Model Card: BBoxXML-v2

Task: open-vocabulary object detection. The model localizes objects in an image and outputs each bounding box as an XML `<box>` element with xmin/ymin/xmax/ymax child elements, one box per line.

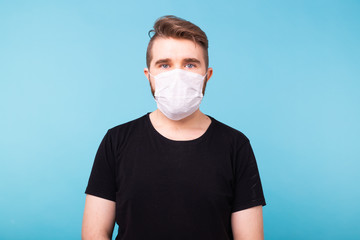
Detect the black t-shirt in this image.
<box><xmin>85</xmin><ymin>112</ymin><xmax>266</xmax><ymax>240</ymax></box>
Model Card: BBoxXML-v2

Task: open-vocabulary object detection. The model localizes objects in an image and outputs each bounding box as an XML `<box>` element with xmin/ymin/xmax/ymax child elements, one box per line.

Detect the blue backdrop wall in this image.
<box><xmin>1</xmin><ymin>0</ymin><xmax>359</xmax><ymax>239</ymax></box>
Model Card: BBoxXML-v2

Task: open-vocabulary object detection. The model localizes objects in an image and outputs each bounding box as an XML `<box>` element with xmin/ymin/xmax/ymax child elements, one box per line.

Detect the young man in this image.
<box><xmin>82</xmin><ymin>15</ymin><xmax>266</xmax><ymax>240</ymax></box>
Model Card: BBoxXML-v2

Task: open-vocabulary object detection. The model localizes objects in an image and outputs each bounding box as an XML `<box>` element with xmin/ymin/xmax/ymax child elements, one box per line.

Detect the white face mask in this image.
<box><xmin>149</xmin><ymin>69</ymin><xmax>207</xmax><ymax>121</ymax></box>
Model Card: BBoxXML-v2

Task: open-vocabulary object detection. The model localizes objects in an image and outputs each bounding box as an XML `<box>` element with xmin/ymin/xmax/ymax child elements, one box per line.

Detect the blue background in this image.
<box><xmin>1</xmin><ymin>0</ymin><xmax>359</xmax><ymax>239</ymax></box>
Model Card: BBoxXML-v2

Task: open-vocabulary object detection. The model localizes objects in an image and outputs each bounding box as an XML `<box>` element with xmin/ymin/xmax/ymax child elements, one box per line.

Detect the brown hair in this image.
<box><xmin>146</xmin><ymin>15</ymin><xmax>209</xmax><ymax>69</ymax></box>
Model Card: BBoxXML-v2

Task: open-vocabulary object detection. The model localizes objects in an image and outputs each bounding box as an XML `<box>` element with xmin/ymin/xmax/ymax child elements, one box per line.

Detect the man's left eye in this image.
<box><xmin>185</xmin><ymin>63</ymin><xmax>195</xmax><ymax>68</ymax></box>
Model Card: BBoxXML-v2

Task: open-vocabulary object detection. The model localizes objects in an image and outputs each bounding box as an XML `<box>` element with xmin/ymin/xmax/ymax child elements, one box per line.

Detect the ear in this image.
<box><xmin>205</xmin><ymin>67</ymin><xmax>213</xmax><ymax>82</ymax></box>
<box><xmin>144</xmin><ymin>68</ymin><xmax>150</xmax><ymax>82</ymax></box>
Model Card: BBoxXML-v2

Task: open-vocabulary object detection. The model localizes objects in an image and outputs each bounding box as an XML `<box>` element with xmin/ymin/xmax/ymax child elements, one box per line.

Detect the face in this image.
<box><xmin>144</xmin><ymin>37</ymin><xmax>213</xmax><ymax>97</ymax></box>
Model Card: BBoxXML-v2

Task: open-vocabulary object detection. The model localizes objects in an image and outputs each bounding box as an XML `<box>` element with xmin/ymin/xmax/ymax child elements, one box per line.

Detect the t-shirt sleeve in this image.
<box><xmin>231</xmin><ymin>139</ymin><xmax>266</xmax><ymax>212</ymax></box>
<box><xmin>85</xmin><ymin>130</ymin><xmax>116</xmax><ymax>202</ymax></box>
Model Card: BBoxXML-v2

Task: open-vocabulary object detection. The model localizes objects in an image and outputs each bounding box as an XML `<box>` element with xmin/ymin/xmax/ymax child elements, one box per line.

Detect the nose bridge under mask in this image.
<box><xmin>173</xmin><ymin>71</ymin><xmax>195</xmax><ymax>95</ymax></box>
<box><xmin>150</xmin><ymin>69</ymin><xmax>207</xmax><ymax>80</ymax></box>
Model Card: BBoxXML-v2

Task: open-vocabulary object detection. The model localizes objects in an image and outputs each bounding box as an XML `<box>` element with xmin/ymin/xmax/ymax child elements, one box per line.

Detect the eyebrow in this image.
<box><xmin>154</xmin><ymin>58</ymin><xmax>172</xmax><ymax>65</ymax></box>
<box><xmin>154</xmin><ymin>57</ymin><xmax>202</xmax><ymax>66</ymax></box>
<box><xmin>183</xmin><ymin>58</ymin><xmax>201</xmax><ymax>64</ymax></box>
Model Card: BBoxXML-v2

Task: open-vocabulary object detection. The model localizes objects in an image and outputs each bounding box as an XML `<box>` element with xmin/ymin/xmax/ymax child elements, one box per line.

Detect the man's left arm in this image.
<box><xmin>231</xmin><ymin>205</ymin><xmax>264</xmax><ymax>240</ymax></box>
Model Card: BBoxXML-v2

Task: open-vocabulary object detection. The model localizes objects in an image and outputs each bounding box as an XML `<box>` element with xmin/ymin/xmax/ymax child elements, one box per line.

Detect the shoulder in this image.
<box><xmin>109</xmin><ymin>113</ymin><xmax>147</xmax><ymax>133</ymax></box>
<box><xmin>209</xmin><ymin>116</ymin><xmax>250</xmax><ymax>148</ymax></box>
<box><xmin>105</xmin><ymin>113</ymin><xmax>149</xmax><ymax>146</ymax></box>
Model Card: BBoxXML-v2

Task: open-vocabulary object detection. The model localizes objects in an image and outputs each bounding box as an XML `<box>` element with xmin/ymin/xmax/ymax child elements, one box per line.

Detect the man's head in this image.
<box><xmin>144</xmin><ymin>15</ymin><xmax>213</xmax><ymax>97</ymax></box>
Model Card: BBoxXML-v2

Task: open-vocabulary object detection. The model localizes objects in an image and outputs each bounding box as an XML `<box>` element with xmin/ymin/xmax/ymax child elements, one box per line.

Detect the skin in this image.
<box><xmin>82</xmin><ymin>37</ymin><xmax>264</xmax><ymax>240</ymax></box>
<box><xmin>231</xmin><ymin>206</ymin><xmax>264</xmax><ymax>240</ymax></box>
<box><xmin>82</xmin><ymin>195</ymin><xmax>115</xmax><ymax>240</ymax></box>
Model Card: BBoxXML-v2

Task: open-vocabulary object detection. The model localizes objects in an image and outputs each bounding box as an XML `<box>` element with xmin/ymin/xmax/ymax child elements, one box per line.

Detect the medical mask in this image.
<box><xmin>149</xmin><ymin>69</ymin><xmax>207</xmax><ymax>121</ymax></box>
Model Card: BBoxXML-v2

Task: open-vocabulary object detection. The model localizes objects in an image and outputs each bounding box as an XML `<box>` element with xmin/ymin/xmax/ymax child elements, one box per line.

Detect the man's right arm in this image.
<box><xmin>82</xmin><ymin>194</ymin><xmax>116</xmax><ymax>240</ymax></box>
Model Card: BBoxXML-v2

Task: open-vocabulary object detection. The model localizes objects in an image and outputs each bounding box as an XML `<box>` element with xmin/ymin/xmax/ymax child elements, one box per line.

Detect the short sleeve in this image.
<box><xmin>231</xmin><ymin>140</ymin><xmax>266</xmax><ymax>212</ymax></box>
<box><xmin>85</xmin><ymin>130</ymin><xmax>116</xmax><ymax>202</ymax></box>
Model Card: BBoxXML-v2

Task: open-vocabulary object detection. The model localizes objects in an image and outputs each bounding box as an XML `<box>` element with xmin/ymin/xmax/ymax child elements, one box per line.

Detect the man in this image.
<box><xmin>82</xmin><ymin>15</ymin><xmax>266</xmax><ymax>240</ymax></box>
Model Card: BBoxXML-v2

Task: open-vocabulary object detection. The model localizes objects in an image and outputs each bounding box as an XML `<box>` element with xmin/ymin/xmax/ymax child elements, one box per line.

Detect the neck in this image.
<box><xmin>150</xmin><ymin>109</ymin><xmax>207</xmax><ymax>129</ymax></box>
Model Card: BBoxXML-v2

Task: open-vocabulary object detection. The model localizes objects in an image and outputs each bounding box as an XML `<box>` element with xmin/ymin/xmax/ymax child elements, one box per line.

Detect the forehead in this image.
<box><xmin>150</xmin><ymin>37</ymin><xmax>205</xmax><ymax>64</ymax></box>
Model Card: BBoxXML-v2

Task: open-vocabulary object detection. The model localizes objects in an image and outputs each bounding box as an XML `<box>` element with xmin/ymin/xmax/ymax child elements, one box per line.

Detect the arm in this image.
<box><xmin>231</xmin><ymin>205</ymin><xmax>264</xmax><ymax>240</ymax></box>
<box><xmin>82</xmin><ymin>194</ymin><xmax>116</xmax><ymax>240</ymax></box>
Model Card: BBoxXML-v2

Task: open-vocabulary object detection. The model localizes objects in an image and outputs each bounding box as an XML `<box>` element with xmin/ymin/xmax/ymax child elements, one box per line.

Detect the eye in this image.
<box><xmin>160</xmin><ymin>64</ymin><xmax>170</xmax><ymax>69</ymax></box>
<box><xmin>185</xmin><ymin>63</ymin><xmax>196</xmax><ymax>68</ymax></box>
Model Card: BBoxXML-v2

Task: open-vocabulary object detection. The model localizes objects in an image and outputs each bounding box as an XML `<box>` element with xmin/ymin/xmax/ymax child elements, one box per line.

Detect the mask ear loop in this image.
<box><xmin>201</xmin><ymin>71</ymin><xmax>209</xmax><ymax>97</ymax></box>
<box><xmin>147</xmin><ymin>73</ymin><xmax>157</xmax><ymax>99</ymax></box>
<box><xmin>203</xmin><ymin>71</ymin><xmax>209</xmax><ymax>82</ymax></box>
<box><xmin>148</xmin><ymin>73</ymin><xmax>157</xmax><ymax>84</ymax></box>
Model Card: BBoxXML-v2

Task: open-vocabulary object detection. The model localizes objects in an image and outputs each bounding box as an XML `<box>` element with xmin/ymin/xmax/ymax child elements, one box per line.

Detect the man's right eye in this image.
<box><xmin>160</xmin><ymin>64</ymin><xmax>170</xmax><ymax>69</ymax></box>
